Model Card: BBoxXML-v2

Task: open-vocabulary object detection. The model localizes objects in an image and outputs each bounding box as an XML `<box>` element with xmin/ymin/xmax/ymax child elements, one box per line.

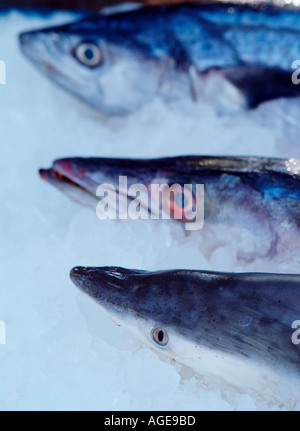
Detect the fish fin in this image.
<box><xmin>223</xmin><ymin>67</ymin><xmax>300</xmax><ymax>108</ymax></box>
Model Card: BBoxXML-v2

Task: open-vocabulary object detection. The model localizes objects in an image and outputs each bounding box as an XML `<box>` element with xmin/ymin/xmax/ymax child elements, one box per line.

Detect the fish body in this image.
<box><xmin>70</xmin><ymin>266</ymin><xmax>300</xmax><ymax>403</ymax></box>
<box><xmin>20</xmin><ymin>4</ymin><xmax>300</xmax><ymax>115</ymax></box>
<box><xmin>40</xmin><ymin>156</ymin><xmax>300</xmax><ymax>264</ymax></box>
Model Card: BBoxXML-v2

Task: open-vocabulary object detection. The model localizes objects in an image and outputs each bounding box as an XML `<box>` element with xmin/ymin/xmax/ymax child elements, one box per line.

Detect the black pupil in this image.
<box><xmin>85</xmin><ymin>48</ymin><xmax>95</xmax><ymax>60</ymax></box>
<box><xmin>158</xmin><ymin>330</ymin><xmax>164</xmax><ymax>343</ymax></box>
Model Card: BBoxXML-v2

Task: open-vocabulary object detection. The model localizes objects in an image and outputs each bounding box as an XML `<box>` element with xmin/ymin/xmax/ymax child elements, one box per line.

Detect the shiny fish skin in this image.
<box><xmin>19</xmin><ymin>4</ymin><xmax>300</xmax><ymax>115</ymax></box>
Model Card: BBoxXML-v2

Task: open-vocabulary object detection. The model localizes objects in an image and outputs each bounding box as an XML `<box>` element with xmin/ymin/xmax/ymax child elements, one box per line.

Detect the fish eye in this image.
<box><xmin>151</xmin><ymin>327</ymin><xmax>168</xmax><ymax>348</ymax></box>
<box><xmin>75</xmin><ymin>42</ymin><xmax>102</xmax><ymax>67</ymax></box>
<box><xmin>174</xmin><ymin>190</ymin><xmax>193</xmax><ymax>212</ymax></box>
<box><xmin>164</xmin><ymin>187</ymin><xmax>195</xmax><ymax>219</ymax></box>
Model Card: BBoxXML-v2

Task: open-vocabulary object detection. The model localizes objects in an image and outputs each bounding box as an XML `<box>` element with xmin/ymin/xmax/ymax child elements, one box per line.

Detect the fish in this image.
<box><xmin>70</xmin><ymin>265</ymin><xmax>300</xmax><ymax>405</ymax></box>
<box><xmin>19</xmin><ymin>3</ymin><xmax>300</xmax><ymax>115</ymax></box>
<box><xmin>39</xmin><ymin>155</ymin><xmax>300</xmax><ymax>264</ymax></box>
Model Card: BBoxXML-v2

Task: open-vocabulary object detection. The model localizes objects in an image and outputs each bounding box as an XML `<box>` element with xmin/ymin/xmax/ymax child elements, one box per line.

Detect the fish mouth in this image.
<box><xmin>19</xmin><ymin>32</ymin><xmax>36</xmax><ymax>57</ymax></box>
<box><xmin>39</xmin><ymin>158</ymin><xmax>119</xmax><ymax>207</ymax></box>
<box><xmin>39</xmin><ymin>165</ymin><xmax>98</xmax><ymax>207</ymax></box>
<box><xmin>39</xmin><ymin>158</ymin><xmax>165</xmax><ymax>214</ymax></box>
<box><xmin>20</xmin><ymin>31</ymin><xmax>55</xmax><ymax>76</ymax></box>
<box><xmin>39</xmin><ymin>167</ymin><xmax>80</xmax><ymax>189</ymax></box>
<box><xmin>19</xmin><ymin>30</ymin><xmax>80</xmax><ymax>84</ymax></box>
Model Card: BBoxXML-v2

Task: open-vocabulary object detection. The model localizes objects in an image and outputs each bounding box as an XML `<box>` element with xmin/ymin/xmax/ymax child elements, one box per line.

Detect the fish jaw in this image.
<box><xmin>39</xmin><ymin>157</ymin><xmax>189</xmax><ymax>221</ymax></box>
<box><xmin>39</xmin><ymin>167</ymin><xmax>99</xmax><ymax>208</ymax></box>
<box><xmin>39</xmin><ymin>158</ymin><xmax>137</xmax><ymax>202</ymax></box>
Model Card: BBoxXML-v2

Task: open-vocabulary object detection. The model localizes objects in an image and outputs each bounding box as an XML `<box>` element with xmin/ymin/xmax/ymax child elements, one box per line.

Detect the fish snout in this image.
<box><xmin>70</xmin><ymin>266</ymin><xmax>87</xmax><ymax>288</ymax></box>
<box><xmin>70</xmin><ymin>266</ymin><xmax>122</xmax><ymax>289</ymax></box>
<box><xmin>70</xmin><ymin>266</ymin><xmax>146</xmax><ymax>297</ymax></box>
<box><xmin>39</xmin><ymin>168</ymin><xmax>52</xmax><ymax>181</ymax></box>
<box><xmin>19</xmin><ymin>32</ymin><xmax>31</xmax><ymax>47</ymax></box>
<box><xmin>19</xmin><ymin>31</ymin><xmax>37</xmax><ymax>56</ymax></box>
<box><xmin>39</xmin><ymin>168</ymin><xmax>65</xmax><ymax>186</ymax></box>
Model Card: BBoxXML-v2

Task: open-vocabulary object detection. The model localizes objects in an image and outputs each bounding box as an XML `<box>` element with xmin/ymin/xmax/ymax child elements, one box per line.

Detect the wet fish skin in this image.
<box><xmin>40</xmin><ymin>156</ymin><xmax>300</xmax><ymax>263</ymax></box>
<box><xmin>70</xmin><ymin>266</ymin><xmax>300</xmax><ymax>394</ymax></box>
<box><xmin>19</xmin><ymin>4</ymin><xmax>300</xmax><ymax>115</ymax></box>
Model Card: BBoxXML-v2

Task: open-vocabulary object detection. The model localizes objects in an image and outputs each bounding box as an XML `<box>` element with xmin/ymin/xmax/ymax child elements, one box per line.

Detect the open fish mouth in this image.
<box><xmin>39</xmin><ymin>166</ymin><xmax>88</xmax><ymax>194</ymax></box>
<box><xmin>38</xmin><ymin>156</ymin><xmax>206</xmax><ymax>226</ymax></box>
<box><xmin>40</xmin><ymin>167</ymin><xmax>79</xmax><ymax>188</ymax></box>
<box><xmin>39</xmin><ymin>163</ymin><xmax>99</xmax><ymax>207</ymax></box>
<box><xmin>39</xmin><ymin>159</ymin><xmax>150</xmax><ymax>212</ymax></box>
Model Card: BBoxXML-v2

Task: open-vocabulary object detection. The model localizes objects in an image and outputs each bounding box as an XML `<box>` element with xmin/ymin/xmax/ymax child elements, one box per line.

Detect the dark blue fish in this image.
<box><xmin>70</xmin><ymin>265</ymin><xmax>300</xmax><ymax>402</ymax></box>
<box><xmin>19</xmin><ymin>4</ymin><xmax>300</xmax><ymax>115</ymax></box>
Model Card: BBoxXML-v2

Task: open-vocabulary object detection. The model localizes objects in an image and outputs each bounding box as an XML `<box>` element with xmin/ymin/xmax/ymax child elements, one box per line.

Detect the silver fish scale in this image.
<box><xmin>224</xmin><ymin>27</ymin><xmax>300</xmax><ymax>70</ymax></box>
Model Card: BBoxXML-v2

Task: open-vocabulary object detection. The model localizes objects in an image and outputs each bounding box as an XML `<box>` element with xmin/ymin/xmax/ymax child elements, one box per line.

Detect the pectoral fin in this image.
<box><xmin>223</xmin><ymin>67</ymin><xmax>299</xmax><ymax>108</ymax></box>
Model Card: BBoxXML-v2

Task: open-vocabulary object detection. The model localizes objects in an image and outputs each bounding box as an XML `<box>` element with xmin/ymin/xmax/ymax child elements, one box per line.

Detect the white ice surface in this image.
<box><xmin>0</xmin><ymin>10</ymin><xmax>299</xmax><ymax>411</ymax></box>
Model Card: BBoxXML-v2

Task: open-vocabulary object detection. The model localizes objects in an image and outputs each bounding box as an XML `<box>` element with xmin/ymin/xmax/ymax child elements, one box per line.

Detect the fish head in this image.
<box><xmin>19</xmin><ymin>12</ymin><xmax>171</xmax><ymax>115</ymax></box>
<box><xmin>40</xmin><ymin>157</ymin><xmax>203</xmax><ymax>225</ymax></box>
<box><xmin>70</xmin><ymin>266</ymin><xmax>199</xmax><ymax>362</ymax></box>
